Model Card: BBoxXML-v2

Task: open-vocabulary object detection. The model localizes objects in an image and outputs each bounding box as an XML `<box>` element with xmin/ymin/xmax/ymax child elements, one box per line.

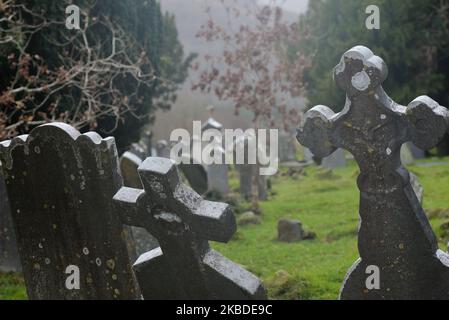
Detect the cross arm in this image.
<box><xmin>138</xmin><ymin>157</ymin><xmax>236</xmax><ymax>243</ymax></box>
<box><xmin>113</xmin><ymin>187</ymin><xmax>149</xmax><ymax>228</ymax></box>
<box><xmin>405</xmin><ymin>96</ymin><xmax>449</xmax><ymax>150</ymax></box>
<box><xmin>297</xmin><ymin>105</ymin><xmax>338</xmax><ymax>158</ymax></box>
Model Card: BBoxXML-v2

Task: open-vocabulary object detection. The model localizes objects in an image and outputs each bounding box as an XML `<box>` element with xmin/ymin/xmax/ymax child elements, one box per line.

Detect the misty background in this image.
<box><xmin>153</xmin><ymin>0</ymin><xmax>309</xmax><ymax>141</ymax></box>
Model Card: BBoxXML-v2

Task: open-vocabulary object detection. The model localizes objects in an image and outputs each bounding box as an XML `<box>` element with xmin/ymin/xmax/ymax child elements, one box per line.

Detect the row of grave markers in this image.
<box><xmin>0</xmin><ymin>45</ymin><xmax>447</xmax><ymax>300</ymax></box>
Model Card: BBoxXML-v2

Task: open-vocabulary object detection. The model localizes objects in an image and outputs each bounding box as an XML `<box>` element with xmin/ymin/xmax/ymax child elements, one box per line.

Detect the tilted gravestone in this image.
<box><xmin>0</xmin><ymin>162</ymin><xmax>21</xmax><ymax>273</ymax></box>
<box><xmin>0</xmin><ymin>123</ymin><xmax>140</xmax><ymax>299</ymax></box>
<box><xmin>113</xmin><ymin>157</ymin><xmax>267</xmax><ymax>300</ymax></box>
<box><xmin>178</xmin><ymin>159</ymin><xmax>209</xmax><ymax>195</ymax></box>
<box><xmin>297</xmin><ymin>46</ymin><xmax>449</xmax><ymax>300</ymax></box>
<box><xmin>161</xmin><ymin>137</ymin><xmax>209</xmax><ymax>194</ymax></box>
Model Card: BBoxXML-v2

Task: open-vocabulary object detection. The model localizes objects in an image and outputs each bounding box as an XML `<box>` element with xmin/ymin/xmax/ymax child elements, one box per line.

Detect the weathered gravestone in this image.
<box><xmin>178</xmin><ymin>160</ymin><xmax>209</xmax><ymax>195</ymax></box>
<box><xmin>201</xmin><ymin>113</ymin><xmax>229</xmax><ymax>196</ymax></box>
<box><xmin>167</xmin><ymin>138</ymin><xmax>209</xmax><ymax>195</ymax></box>
<box><xmin>0</xmin><ymin>162</ymin><xmax>21</xmax><ymax>273</ymax></box>
<box><xmin>0</xmin><ymin>123</ymin><xmax>140</xmax><ymax>299</ymax></box>
<box><xmin>277</xmin><ymin>219</ymin><xmax>315</xmax><ymax>243</ymax></box>
<box><xmin>234</xmin><ymin>134</ymin><xmax>268</xmax><ymax>201</ymax></box>
<box><xmin>113</xmin><ymin>157</ymin><xmax>267</xmax><ymax>300</ymax></box>
<box><xmin>237</xmin><ymin>164</ymin><xmax>268</xmax><ymax>201</ymax></box>
<box><xmin>205</xmin><ymin>147</ymin><xmax>229</xmax><ymax>196</ymax></box>
<box><xmin>297</xmin><ymin>46</ymin><xmax>449</xmax><ymax>300</ymax></box>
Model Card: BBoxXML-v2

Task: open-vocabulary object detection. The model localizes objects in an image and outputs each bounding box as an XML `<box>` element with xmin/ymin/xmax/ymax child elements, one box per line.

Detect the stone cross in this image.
<box><xmin>0</xmin><ymin>123</ymin><xmax>140</xmax><ymax>299</ymax></box>
<box><xmin>0</xmin><ymin>162</ymin><xmax>21</xmax><ymax>273</ymax></box>
<box><xmin>297</xmin><ymin>46</ymin><xmax>449</xmax><ymax>300</ymax></box>
<box><xmin>113</xmin><ymin>157</ymin><xmax>267</xmax><ymax>300</ymax></box>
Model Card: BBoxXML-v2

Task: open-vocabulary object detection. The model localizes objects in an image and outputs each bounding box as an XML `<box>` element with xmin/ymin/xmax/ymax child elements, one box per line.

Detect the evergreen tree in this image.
<box><xmin>297</xmin><ymin>0</ymin><xmax>449</xmax><ymax>110</ymax></box>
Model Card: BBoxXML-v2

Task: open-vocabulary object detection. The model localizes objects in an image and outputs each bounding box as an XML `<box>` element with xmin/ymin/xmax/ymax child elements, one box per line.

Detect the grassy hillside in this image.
<box><xmin>2</xmin><ymin>157</ymin><xmax>449</xmax><ymax>300</ymax></box>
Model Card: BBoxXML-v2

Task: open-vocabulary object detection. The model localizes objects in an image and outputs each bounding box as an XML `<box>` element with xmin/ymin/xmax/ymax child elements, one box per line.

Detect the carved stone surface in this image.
<box><xmin>113</xmin><ymin>157</ymin><xmax>267</xmax><ymax>300</ymax></box>
<box><xmin>0</xmin><ymin>123</ymin><xmax>140</xmax><ymax>300</ymax></box>
<box><xmin>297</xmin><ymin>46</ymin><xmax>449</xmax><ymax>300</ymax></box>
<box><xmin>0</xmin><ymin>162</ymin><xmax>21</xmax><ymax>272</ymax></box>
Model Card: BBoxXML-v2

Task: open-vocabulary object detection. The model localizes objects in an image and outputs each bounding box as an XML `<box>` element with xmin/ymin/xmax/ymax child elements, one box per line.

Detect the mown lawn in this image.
<box><xmin>2</xmin><ymin>157</ymin><xmax>449</xmax><ymax>300</ymax></box>
<box><xmin>213</xmin><ymin>157</ymin><xmax>449</xmax><ymax>300</ymax></box>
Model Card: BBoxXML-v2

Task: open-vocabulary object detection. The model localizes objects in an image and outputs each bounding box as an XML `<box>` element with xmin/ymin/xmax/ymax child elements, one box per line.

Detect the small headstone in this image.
<box><xmin>277</xmin><ymin>219</ymin><xmax>315</xmax><ymax>242</ymax></box>
<box><xmin>321</xmin><ymin>149</ymin><xmax>346</xmax><ymax>169</ymax></box>
<box><xmin>298</xmin><ymin>45</ymin><xmax>449</xmax><ymax>300</ymax></box>
<box><xmin>0</xmin><ymin>162</ymin><xmax>21</xmax><ymax>273</ymax></box>
<box><xmin>0</xmin><ymin>123</ymin><xmax>140</xmax><ymax>299</ymax></box>
<box><xmin>237</xmin><ymin>212</ymin><xmax>261</xmax><ymax>226</ymax></box>
<box><xmin>120</xmin><ymin>152</ymin><xmax>143</xmax><ymax>189</ymax></box>
<box><xmin>113</xmin><ymin>157</ymin><xmax>267</xmax><ymax>300</ymax></box>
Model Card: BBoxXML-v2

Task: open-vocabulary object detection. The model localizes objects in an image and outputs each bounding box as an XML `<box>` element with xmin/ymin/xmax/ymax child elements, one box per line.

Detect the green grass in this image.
<box><xmin>213</xmin><ymin>158</ymin><xmax>449</xmax><ymax>300</ymax></box>
<box><xmin>0</xmin><ymin>272</ymin><xmax>26</xmax><ymax>300</ymax></box>
<box><xmin>2</xmin><ymin>157</ymin><xmax>449</xmax><ymax>300</ymax></box>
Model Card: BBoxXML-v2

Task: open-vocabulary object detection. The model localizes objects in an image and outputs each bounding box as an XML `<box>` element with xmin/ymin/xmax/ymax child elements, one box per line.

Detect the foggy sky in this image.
<box><xmin>258</xmin><ymin>0</ymin><xmax>309</xmax><ymax>13</ymax></box>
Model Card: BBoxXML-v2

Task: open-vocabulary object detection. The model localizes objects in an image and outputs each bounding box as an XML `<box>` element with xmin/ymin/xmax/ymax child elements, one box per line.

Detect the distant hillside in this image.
<box><xmin>152</xmin><ymin>0</ymin><xmax>305</xmax><ymax>141</ymax></box>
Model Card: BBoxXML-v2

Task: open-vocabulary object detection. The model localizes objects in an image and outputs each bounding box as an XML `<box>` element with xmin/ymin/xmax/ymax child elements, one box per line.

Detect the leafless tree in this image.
<box><xmin>193</xmin><ymin>0</ymin><xmax>308</xmax><ymax>212</ymax></box>
<box><xmin>0</xmin><ymin>0</ymin><xmax>158</xmax><ymax>140</ymax></box>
